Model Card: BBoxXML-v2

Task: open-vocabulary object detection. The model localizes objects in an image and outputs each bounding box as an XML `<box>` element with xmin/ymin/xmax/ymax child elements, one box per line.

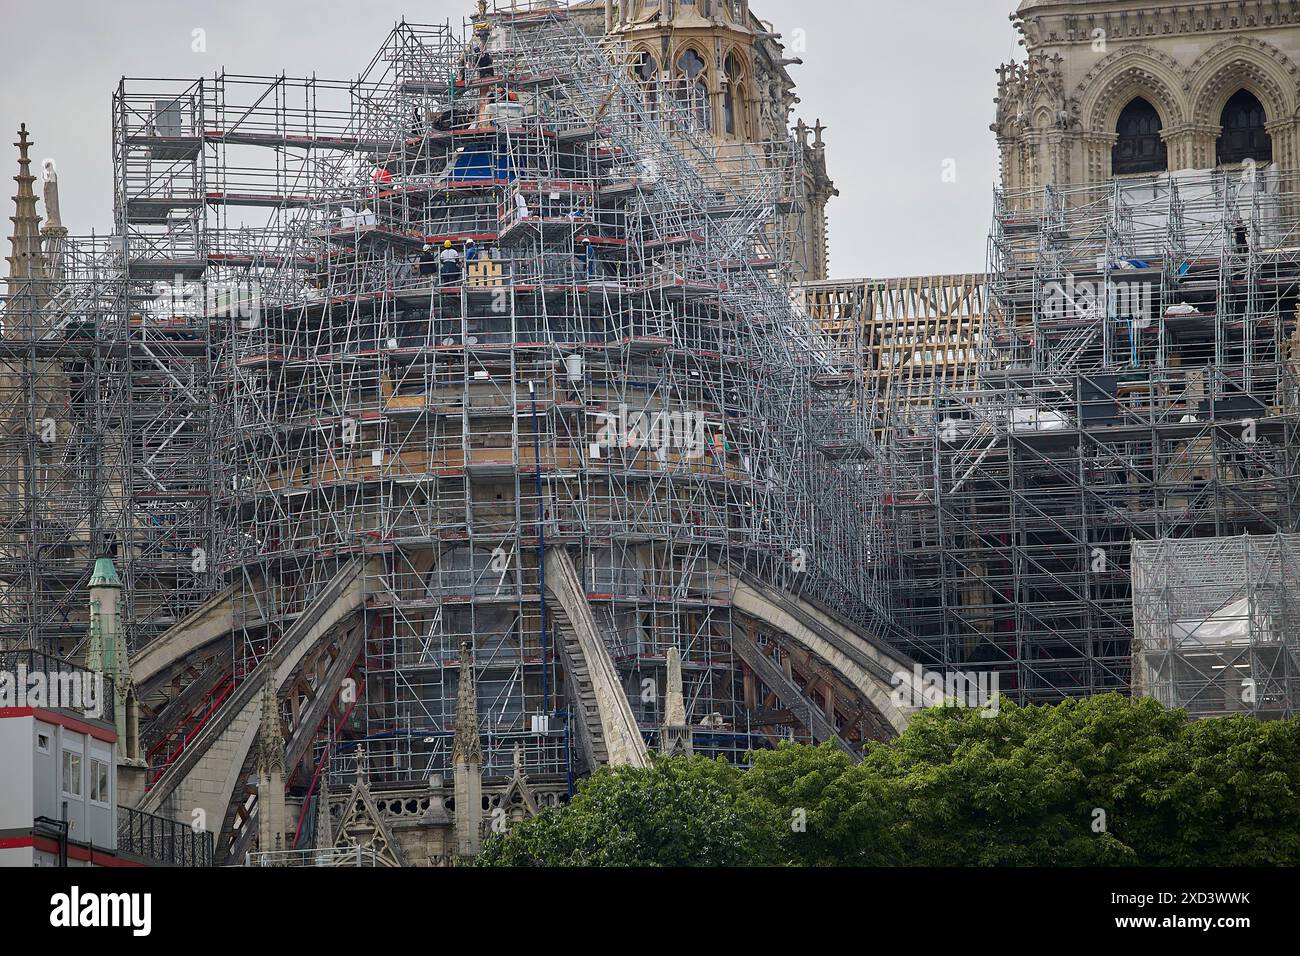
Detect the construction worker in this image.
<box><xmin>418</xmin><ymin>244</ymin><xmax>439</xmax><ymax>278</ymax></box>
<box><xmin>477</xmin><ymin>46</ymin><xmax>495</xmax><ymax>81</ymax></box>
<box><xmin>1231</xmin><ymin>220</ymin><xmax>1250</xmax><ymax>321</ymax></box>
<box><xmin>464</xmin><ymin>238</ymin><xmax>481</xmax><ymax>266</ymax></box>
<box><xmin>439</xmin><ymin>240</ymin><xmax>462</xmax><ymax>285</ymax></box>
<box><xmin>577</xmin><ymin>238</ymin><xmax>596</xmax><ymax>281</ymax></box>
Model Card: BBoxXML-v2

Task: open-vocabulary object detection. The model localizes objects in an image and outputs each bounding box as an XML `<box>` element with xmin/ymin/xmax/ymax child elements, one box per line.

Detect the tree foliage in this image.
<box><xmin>476</xmin><ymin>753</ymin><xmax>783</xmax><ymax>867</ymax></box>
<box><xmin>478</xmin><ymin>695</ymin><xmax>1300</xmax><ymax>867</ymax></box>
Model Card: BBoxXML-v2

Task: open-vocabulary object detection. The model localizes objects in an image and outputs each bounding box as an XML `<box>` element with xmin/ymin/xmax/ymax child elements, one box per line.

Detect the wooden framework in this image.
<box><xmin>802</xmin><ymin>274</ymin><xmax>986</xmax><ymax>417</ymax></box>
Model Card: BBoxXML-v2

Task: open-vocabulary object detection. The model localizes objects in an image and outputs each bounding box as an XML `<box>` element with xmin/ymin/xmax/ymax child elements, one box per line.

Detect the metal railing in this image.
<box><xmin>117</xmin><ymin>806</ymin><xmax>213</xmax><ymax>867</ymax></box>
<box><xmin>246</xmin><ymin>846</ymin><xmax>386</xmax><ymax>867</ymax></box>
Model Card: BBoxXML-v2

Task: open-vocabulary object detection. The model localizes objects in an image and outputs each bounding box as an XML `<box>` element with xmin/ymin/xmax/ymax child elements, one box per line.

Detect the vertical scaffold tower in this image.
<box><xmin>885</xmin><ymin>169</ymin><xmax>1300</xmax><ymax>703</ymax></box>
<box><xmin>1132</xmin><ymin>533</ymin><xmax>1300</xmax><ymax>720</ymax></box>
<box><xmin>111</xmin><ymin>79</ymin><xmax>221</xmax><ymax>648</ymax></box>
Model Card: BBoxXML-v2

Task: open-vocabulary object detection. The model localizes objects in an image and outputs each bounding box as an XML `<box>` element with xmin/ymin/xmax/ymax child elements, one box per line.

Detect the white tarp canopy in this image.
<box><xmin>1171</xmin><ymin>597</ymin><xmax>1264</xmax><ymax>647</ymax></box>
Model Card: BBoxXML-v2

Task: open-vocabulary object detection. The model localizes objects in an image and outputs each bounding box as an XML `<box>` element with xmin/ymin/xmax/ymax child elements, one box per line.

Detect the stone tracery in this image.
<box><xmin>998</xmin><ymin>2</ymin><xmax>1300</xmax><ymax>191</ymax></box>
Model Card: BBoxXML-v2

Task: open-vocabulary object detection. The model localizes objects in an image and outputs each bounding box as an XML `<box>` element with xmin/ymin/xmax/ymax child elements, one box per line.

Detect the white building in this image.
<box><xmin>0</xmin><ymin>652</ymin><xmax>120</xmax><ymax>866</ymax></box>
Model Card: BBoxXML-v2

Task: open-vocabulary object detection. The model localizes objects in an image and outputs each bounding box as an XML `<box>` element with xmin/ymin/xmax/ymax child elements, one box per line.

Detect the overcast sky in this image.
<box><xmin>0</xmin><ymin>0</ymin><xmax>1020</xmax><ymax>280</ymax></box>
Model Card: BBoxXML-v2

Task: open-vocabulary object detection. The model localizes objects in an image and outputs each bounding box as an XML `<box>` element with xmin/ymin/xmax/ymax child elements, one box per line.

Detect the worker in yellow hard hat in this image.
<box><xmin>439</xmin><ymin>239</ymin><xmax>462</xmax><ymax>286</ymax></box>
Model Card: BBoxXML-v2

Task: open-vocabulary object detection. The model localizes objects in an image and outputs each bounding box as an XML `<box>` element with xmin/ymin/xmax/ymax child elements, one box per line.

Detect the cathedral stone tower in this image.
<box><xmin>994</xmin><ymin>0</ymin><xmax>1300</xmax><ymax>194</ymax></box>
<box><xmin>571</xmin><ymin>0</ymin><xmax>837</xmax><ymax>280</ymax></box>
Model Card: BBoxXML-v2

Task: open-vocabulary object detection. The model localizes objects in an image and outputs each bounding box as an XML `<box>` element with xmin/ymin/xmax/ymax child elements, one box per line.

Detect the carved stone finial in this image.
<box><xmin>355</xmin><ymin>743</ymin><xmax>369</xmax><ymax>782</ymax></box>
<box><xmin>259</xmin><ymin>670</ymin><xmax>286</xmax><ymax>776</ymax></box>
<box><xmin>452</xmin><ymin>641</ymin><xmax>483</xmax><ymax>859</ymax></box>
<box><xmin>314</xmin><ymin>769</ymin><xmax>333</xmax><ymax>850</ymax></box>
<box><xmin>452</xmin><ymin>641</ymin><xmax>482</xmax><ymax>767</ymax></box>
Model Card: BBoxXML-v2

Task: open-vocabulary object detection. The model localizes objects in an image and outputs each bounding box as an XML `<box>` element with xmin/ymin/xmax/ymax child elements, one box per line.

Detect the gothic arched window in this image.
<box><xmin>1217</xmin><ymin>89</ymin><xmax>1272</xmax><ymax>166</ymax></box>
<box><xmin>635</xmin><ymin>50</ymin><xmax>657</xmax><ymax>86</ymax></box>
<box><xmin>723</xmin><ymin>54</ymin><xmax>745</xmax><ymax>136</ymax></box>
<box><xmin>1112</xmin><ymin>97</ymin><xmax>1167</xmax><ymax>175</ymax></box>
<box><xmin>634</xmin><ymin>50</ymin><xmax>659</xmax><ymax>115</ymax></box>
<box><xmin>675</xmin><ymin>48</ymin><xmax>711</xmax><ymax>132</ymax></box>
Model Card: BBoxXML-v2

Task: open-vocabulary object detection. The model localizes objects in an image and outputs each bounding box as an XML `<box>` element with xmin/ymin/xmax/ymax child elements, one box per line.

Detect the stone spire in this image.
<box><xmin>664</xmin><ymin>645</ymin><xmax>686</xmax><ymax>725</ymax></box>
<box><xmin>257</xmin><ymin>669</ymin><xmax>288</xmax><ymax>857</ymax></box>
<box><xmin>452</xmin><ymin>641</ymin><xmax>483</xmax><ymax>859</ymax></box>
<box><xmin>314</xmin><ymin>769</ymin><xmax>333</xmax><ymax>851</ymax></box>
<box><xmin>660</xmin><ymin>645</ymin><xmax>693</xmax><ymax>757</ymax></box>
<box><xmin>6</xmin><ymin>125</ymin><xmax>47</xmax><ymax>296</ymax></box>
<box><xmin>259</xmin><ymin>670</ymin><xmax>287</xmax><ymax>775</ymax></box>
<box><xmin>452</xmin><ymin>641</ymin><xmax>483</xmax><ymax>766</ymax></box>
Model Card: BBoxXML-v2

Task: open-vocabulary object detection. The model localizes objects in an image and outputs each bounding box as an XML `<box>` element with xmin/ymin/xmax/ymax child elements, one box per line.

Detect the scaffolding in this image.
<box><xmin>0</xmin><ymin>229</ymin><xmax>124</xmax><ymax>655</ymax></box>
<box><xmin>1132</xmin><ymin>534</ymin><xmax>1300</xmax><ymax>719</ymax></box>
<box><xmin>885</xmin><ymin>168</ymin><xmax>1300</xmax><ymax>702</ymax></box>
<box><xmin>1</xmin><ymin>111</ymin><xmax>217</xmax><ymax>657</ymax></box>
<box><xmin>89</xmin><ymin>1</ymin><xmax>901</xmax><ymax>790</ymax></box>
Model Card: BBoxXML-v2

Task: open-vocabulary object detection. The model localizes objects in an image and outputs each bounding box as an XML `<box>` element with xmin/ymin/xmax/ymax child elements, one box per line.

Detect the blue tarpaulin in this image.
<box><xmin>449</xmin><ymin>148</ymin><xmax>514</xmax><ymax>182</ymax></box>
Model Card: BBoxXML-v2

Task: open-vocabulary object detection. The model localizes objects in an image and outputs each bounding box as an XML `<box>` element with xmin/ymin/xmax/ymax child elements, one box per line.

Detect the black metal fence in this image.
<box><xmin>117</xmin><ymin>806</ymin><xmax>213</xmax><ymax>867</ymax></box>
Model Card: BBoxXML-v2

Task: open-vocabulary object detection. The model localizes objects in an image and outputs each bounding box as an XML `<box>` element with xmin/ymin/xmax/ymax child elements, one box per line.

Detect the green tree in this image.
<box><xmin>479</xmin><ymin>696</ymin><xmax>1300</xmax><ymax>867</ymax></box>
<box><xmin>477</xmin><ymin>753</ymin><xmax>784</xmax><ymax>867</ymax></box>
<box><xmin>749</xmin><ymin>695</ymin><xmax>1300</xmax><ymax>866</ymax></box>
<box><xmin>1115</xmin><ymin>710</ymin><xmax>1300</xmax><ymax>865</ymax></box>
<box><xmin>741</xmin><ymin>742</ymin><xmax>898</xmax><ymax>866</ymax></box>
<box><xmin>857</xmin><ymin>695</ymin><xmax>1148</xmax><ymax>865</ymax></box>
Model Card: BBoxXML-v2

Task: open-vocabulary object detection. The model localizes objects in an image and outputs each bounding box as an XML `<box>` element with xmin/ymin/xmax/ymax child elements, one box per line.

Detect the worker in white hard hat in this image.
<box><xmin>418</xmin><ymin>243</ymin><xmax>438</xmax><ymax>278</ymax></box>
<box><xmin>577</xmin><ymin>237</ymin><xmax>596</xmax><ymax>281</ymax></box>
